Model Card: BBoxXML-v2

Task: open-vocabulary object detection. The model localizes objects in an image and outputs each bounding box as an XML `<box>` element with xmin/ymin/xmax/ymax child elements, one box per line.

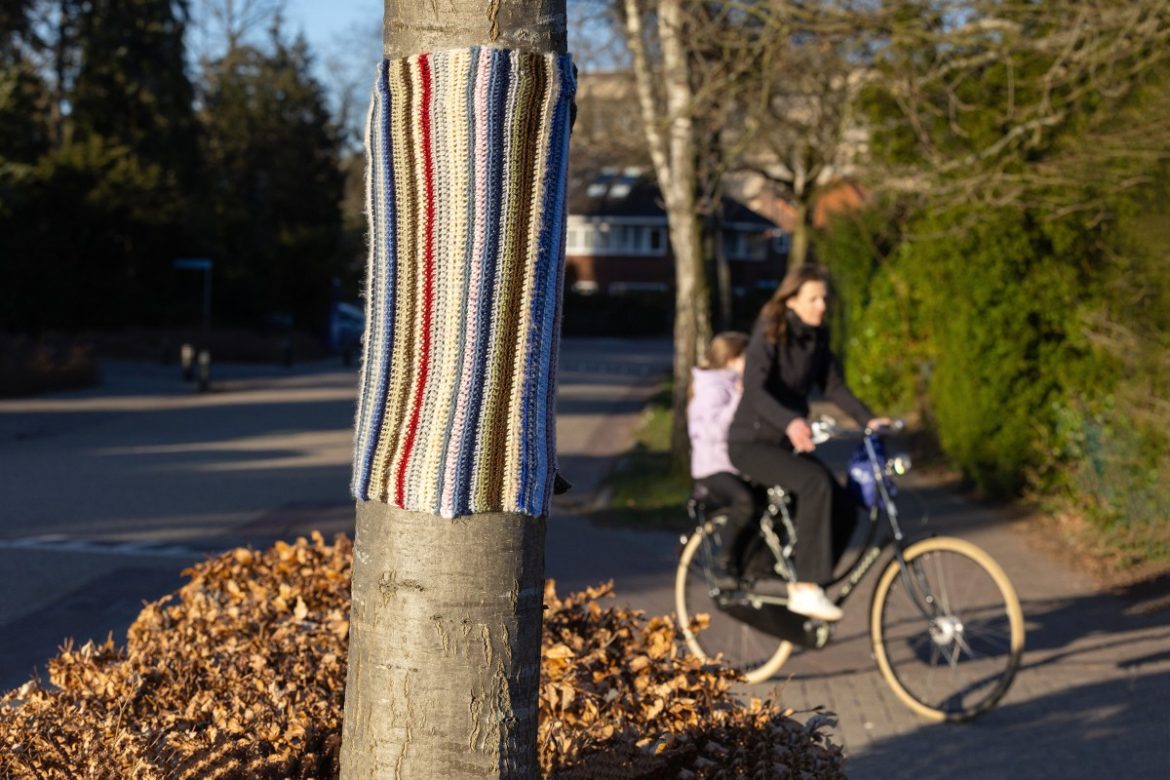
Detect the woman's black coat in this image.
<box><xmin>728</xmin><ymin>311</ymin><xmax>872</xmax><ymax>447</ymax></box>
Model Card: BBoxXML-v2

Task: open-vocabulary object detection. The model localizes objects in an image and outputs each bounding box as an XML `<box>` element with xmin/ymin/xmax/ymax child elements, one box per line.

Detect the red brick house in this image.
<box><xmin>564</xmin><ymin>168</ymin><xmax>788</xmax><ymax>296</ymax></box>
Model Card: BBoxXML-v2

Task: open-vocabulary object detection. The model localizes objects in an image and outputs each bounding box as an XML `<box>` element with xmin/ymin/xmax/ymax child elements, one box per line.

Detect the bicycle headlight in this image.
<box><xmin>885</xmin><ymin>455</ymin><xmax>912</xmax><ymax>476</ymax></box>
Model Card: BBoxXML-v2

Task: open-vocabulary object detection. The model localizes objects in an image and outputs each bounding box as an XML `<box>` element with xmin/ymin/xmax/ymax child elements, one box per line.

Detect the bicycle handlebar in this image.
<box><xmin>810</xmin><ymin>415</ymin><xmax>904</xmax><ymax>443</ymax></box>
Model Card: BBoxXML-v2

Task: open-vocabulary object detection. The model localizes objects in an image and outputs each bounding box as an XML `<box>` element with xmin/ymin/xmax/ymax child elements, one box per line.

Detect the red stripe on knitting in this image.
<box><xmin>395</xmin><ymin>54</ymin><xmax>436</xmax><ymax>508</ymax></box>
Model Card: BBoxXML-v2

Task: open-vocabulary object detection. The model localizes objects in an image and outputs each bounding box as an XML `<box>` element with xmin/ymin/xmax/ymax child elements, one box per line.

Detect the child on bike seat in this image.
<box><xmin>688</xmin><ymin>331</ymin><xmax>754</xmax><ymax>588</ymax></box>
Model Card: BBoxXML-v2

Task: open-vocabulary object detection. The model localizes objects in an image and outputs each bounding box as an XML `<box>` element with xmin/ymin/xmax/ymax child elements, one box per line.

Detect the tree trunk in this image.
<box><xmin>341</xmin><ymin>3</ymin><xmax>569</xmax><ymax>778</ymax></box>
<box><xmin>788</xmin><ymin>199</ymin><xmax>811</xmax><ymax>268</ymax></box>
<box><xmin>668</xmin><ymin>203</ymin><xmax>701</xmax><ymax>473</ymax></box>
<box><xmin>713</xmin><ymin>200</ymin><xmax>732</xmax><ymax>331</ymax></box>
<box><xmin>623</xmin><ymin>0</ymin><xmax>710</xmax><ymax>471</ymax></box>
<box><xmin>342</xmin><ymin>505</ymin><xmax>545</xmax><ymax>778</ymax></box>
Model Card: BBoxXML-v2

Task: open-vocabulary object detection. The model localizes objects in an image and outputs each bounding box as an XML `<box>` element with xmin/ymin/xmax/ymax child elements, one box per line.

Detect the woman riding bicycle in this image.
<box><xmin>729</xmin><ymin>263</ymin><xmax>890</xmax><ymax>622</ymax></box>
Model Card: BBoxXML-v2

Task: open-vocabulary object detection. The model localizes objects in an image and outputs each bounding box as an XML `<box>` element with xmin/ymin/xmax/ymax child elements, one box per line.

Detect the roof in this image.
<box><xmin>568</xmin><ymin>168</ymin><xmax>779</xmax><ymax>229</ymax></box>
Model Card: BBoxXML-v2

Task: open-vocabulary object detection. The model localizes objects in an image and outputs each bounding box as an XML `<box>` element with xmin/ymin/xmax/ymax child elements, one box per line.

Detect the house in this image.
<box><xmin>564</xmin><ymin>168</ymin><xmax>788</xmax><ymax>296</ymax></box>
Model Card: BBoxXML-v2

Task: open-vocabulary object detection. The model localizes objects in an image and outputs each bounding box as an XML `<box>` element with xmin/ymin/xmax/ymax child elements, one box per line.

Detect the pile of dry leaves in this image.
<box><xmin>0</xmin><ymin>533</ymin><xmax>843</xmax><ymax>779</ymax></box>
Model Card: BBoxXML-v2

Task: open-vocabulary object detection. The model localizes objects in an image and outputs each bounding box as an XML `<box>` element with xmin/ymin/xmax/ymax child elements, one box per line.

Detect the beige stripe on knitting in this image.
<box><xmin>435</xmin><ymin>48</ymin><xmax>474</xmax><ymax>510</ymax></box>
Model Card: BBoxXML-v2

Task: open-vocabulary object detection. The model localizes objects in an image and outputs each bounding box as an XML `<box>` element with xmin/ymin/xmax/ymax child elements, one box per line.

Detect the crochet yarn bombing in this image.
<box><xmin>352</xmin><ymin>48</ymin><xmax>576</xmax><ymax>519</ymax></box>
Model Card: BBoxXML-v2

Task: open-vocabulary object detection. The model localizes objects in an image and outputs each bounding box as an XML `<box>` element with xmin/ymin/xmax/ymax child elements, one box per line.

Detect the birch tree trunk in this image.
<box><xmin>340</xmin><ymin>3</ymin><xmax>568</xmax><ymax>778</ymax></box>
<box><xmin>624</xmin><ymin>0</ymin><xmax>711</xmax><ymax>471</ymax></box>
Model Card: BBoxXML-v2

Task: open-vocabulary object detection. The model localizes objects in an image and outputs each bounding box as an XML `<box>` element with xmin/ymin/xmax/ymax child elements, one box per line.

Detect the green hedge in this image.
<box><xmin>818</xmin><ymin>193</ymin><xmax>1170</xmax><ymax>566</ymax></box>
<box><xmin>820</xmin><ymin>205</ymin><xmax>1101</xmax><ymax>496</ymax></box>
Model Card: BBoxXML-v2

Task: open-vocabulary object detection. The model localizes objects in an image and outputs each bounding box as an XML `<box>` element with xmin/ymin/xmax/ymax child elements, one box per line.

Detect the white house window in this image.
<box><xmin>772</xmin><ymin>232</ymin><xmax>790</xmax><ymax>254</ymax></box>
<box><xmin>565</xmin><ymin>221</ymin><xmax>668</xmax><ymax>256</ymax></box>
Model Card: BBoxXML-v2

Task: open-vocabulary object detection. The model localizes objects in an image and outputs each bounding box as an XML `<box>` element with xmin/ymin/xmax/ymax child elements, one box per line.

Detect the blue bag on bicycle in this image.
<box><xmin>846</xmin><ymin>439</ymin><xmax>896</xmax><ymax>509</ymax></box>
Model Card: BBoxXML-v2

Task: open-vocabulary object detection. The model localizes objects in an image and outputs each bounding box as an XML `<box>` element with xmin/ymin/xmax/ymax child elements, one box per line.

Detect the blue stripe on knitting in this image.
<box><xmin>434</xmin><ymin>47</ymin><xmax>481</xmax><ymax>515</ymax></box>
<box><xmin>351</xmin><ymin>80</ymin><xmax>374</xmax><ymax>500</ymax></box>
<box><xmin>351</xmin><ymin>72</ymin><xmax>378</xmax><ymax>498</ymax></box>
<box><xmin>450</xmin><ymin>49</ymin><xmax>508</xmax><ymax>516</ymax></box>
<box><xmin>518</xmin><ymin>54</ymin><xmax>571</xmax><ymax>514</ymax></box>
<box><xmin>536</xmin><ymin>58</ymin><xmax>577</xmax><ymax>512</ymax></box>
<box><xmin>352</xmin><ymin>62</ymin><xmax>391</xmax><ymax>500</ymax></box>
<box><xmin>364</xmin><ymin>61</ymin><xmax>397</xmax><ymax>501</ymax></box>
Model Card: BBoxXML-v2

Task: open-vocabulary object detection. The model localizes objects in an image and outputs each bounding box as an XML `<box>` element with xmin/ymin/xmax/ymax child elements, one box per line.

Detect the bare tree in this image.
<box><xmin>858</xmin><ymin>0</ymin><xmax>1170</xmax><ymax>218</ymax></box>
<box><xmin>676</xmin><ymin>1</ymin><xmax>1170</xmax><ymax>264</ymax></box>
<box><xmin>622</xmin><ymin>0</ymin><xmax>712</xmax><ymax>467</ymax></box>
<box><xmin>320</xmin><ymin>20</ymin><xmax>383</xmax><ymax>153</ymax></box>
<box><xmin>340</xmin><ymin>2</ymin><xmax>569</xmax><ymax>778</ymax></box>
<box><xmin>731</xmin><ymin>11</ymin><xmax>865</xmax><ymax>266</ymax></box>
<box><xmin>193</xmin><ymin>0</ymin><xmax>284</xmax><ymax>61</ymax></box>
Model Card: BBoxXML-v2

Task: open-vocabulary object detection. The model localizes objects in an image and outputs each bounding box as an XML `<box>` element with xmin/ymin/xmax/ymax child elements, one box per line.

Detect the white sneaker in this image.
<box><xmin>786</xmin><ymin>584</ymin><xmax>843</xmax><ymax>622</ymax></box>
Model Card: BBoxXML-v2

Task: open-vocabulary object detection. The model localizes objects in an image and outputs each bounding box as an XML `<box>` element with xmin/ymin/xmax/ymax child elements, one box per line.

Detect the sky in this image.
<box><xmin>283</xmin><ymin>0</ymin><xmax>378</xmax><ymax>58</ymax></box>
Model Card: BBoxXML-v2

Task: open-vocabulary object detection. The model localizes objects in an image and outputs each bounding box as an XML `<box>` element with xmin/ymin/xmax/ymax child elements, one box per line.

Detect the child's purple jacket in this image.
<box><xmin>687</xmin><ymin>367</ymin><xmax>742</xmax><ymax>479</ymax></box>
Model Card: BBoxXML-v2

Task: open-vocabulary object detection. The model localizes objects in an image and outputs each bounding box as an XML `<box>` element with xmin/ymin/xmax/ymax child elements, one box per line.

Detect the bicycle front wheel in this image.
<box><xmin>870</xmin><ymin>536</ymin><xmax>1025</xmax><ymax>721</ymax></box>
<box><xmin>675</xmin><ymin>530</ymin><xmax>793</xmax><ymax>683</ymax></box>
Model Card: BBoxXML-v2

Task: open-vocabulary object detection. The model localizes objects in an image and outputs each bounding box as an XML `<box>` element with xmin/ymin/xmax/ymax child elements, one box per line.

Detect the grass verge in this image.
<box><xmin>592</xmin><ymin>382</ymin><xmax>694</xmax><ymax>531</ymax></box>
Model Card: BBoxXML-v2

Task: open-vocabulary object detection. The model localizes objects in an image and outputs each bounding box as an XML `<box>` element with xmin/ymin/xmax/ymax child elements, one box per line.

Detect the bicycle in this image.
<box><xmin>674</xmin><ymin>418</ymin><xmax>1025</xmax><ymax>721</ymax></box>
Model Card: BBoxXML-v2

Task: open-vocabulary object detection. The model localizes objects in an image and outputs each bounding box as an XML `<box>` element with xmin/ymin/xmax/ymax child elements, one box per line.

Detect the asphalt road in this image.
<box><xmin>0</xmin><ymin>339</ymin><xmax>673</xmax><ymax>692</ymax></box>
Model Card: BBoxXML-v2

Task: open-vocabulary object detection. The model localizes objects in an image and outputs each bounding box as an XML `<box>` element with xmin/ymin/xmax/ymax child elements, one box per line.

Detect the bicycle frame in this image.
<box><xmin>686</xmin><ymin>422</ymin><xmax>939</xmax><ymax>624</ymax></box>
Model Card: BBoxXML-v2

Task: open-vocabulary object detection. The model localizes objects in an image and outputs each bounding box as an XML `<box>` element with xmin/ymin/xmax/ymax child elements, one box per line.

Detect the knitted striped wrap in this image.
<box><xmin>352</xmin><ymin>48</ymin><xmax>575</xmax><ymax>519</ymax></box>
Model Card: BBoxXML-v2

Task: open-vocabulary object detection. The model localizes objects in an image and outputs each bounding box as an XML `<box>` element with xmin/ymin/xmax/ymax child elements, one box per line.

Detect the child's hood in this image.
<box><xmin>691</xmin><ymin>366</ymin><xmax>739</xmax><ymax>396</ymax></box>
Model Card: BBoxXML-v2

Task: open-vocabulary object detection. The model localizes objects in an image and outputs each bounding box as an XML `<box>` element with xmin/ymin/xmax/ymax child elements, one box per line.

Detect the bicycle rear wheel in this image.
<box><xmin>675</xmin><ymin>529</ymin><xmax>792</xmax><ymax>683</ymax></box>
<box><xmin>870</xmin><ymin>536</ymin><xmax>1024</xmax><ymax>721</ymax></box>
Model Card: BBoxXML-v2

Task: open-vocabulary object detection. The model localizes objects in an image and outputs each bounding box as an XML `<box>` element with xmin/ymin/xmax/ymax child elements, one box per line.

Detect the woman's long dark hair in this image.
<box><xmin>759</xmin><ymin>263</ymin><xmax>831</xmax><ymax>345</ymax></box>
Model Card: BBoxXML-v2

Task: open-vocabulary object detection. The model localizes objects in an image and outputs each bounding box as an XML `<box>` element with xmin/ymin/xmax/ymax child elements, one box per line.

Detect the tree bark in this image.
<box><xmin>382</xmin><ymin>0</ymin><xmax>565</xmax><ymax>58</ymax></box>
<box><xmin>342</xmin><ymin>505</ymin><xmax>545</xmax><ymax>778</ymax></box>
<box><xmin>624</xmin><ymin>0</ymin><xmax>711</xmax><ymax>471</ymax></box>
<box><xmin>340</xmin><ymin>3</ymin><xmax>567</xmax><ymax>778</ymax></box>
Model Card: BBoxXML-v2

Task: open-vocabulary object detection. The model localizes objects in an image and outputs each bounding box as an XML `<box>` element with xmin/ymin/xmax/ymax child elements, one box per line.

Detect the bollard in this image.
<box><xmin>196</xmin><ymin>349</ymin><xmax>211</xmax><ymax>393</ymax></box>
<box><xmin>180</xmin><ymin>343</ymin><xmax>195</xmax><ymax>381</ymax></box>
